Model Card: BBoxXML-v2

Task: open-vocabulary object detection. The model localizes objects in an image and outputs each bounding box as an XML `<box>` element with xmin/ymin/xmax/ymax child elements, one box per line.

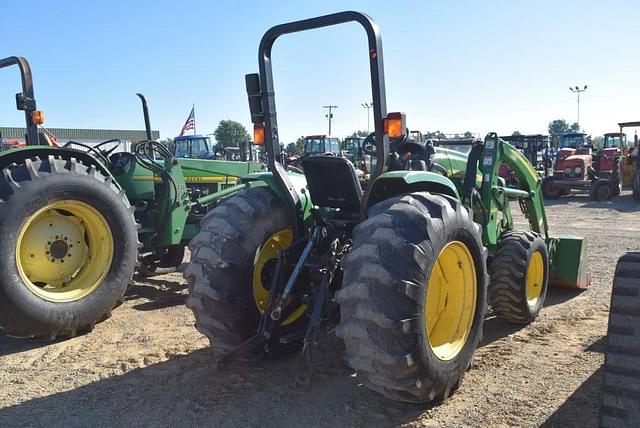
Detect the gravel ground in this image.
<box><xmin>1</xmin><ymin>190</ymin><xmax>638</xmax><ymax>427</ymax></box>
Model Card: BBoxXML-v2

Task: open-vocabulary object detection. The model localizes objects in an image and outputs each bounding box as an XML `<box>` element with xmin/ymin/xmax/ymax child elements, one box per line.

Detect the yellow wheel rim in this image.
<box><xmin>425</xmin><ymin>241</ymin><xmax>477</xmax><ymax>361</ymax></box>
<box><xmin>16</xmin><ymin>200</ymin><xmax>114</xmax><ymax>303</ymax></box>
<box><xmin>525</xmin><ymin>251</ymin><xmax>544</xmax><ymax>307</ymax></box>
<box><xmin>252</xmin><ymin>229</ymin><xmax>306</xmax><ymax>326</ymax></box>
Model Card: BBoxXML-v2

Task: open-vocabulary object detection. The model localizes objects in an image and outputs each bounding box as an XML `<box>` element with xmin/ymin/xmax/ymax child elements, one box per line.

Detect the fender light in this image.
<box><xmin>31</xmin><ymin>110</ymin><xmax>45</xmax><ymax>125</ymax></box>
<box><xmin>253</xmin><ymin>124</ymin><xmax>265</xmax><ymax>145</ymax></box>
<box><xmin>384</xmin><ymin>112</ymin><xmax>406</xmax><ymax>139</ymax></box>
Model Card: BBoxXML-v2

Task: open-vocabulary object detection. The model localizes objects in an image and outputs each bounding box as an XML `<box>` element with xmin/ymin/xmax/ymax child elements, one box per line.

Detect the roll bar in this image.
<box><xmin>0</xmin><ymin>56</ymin><xmax>40</xmax><ymax>145</ymax></box>
<box><xmin>246</xmin><ymin>11</ymin><xmax>389</xmax><ymax>236</ymax></box>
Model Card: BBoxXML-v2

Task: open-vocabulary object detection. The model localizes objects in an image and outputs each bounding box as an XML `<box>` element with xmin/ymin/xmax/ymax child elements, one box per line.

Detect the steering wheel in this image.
<box><xmin>362</xmin><ymin>132</ymin><xmax>376</xmax><ymax>155</ymax></box>
<box><xmin>94</xmin><ymin>139</ymin><xmax>122</xmax><ymax>158</ymax></box>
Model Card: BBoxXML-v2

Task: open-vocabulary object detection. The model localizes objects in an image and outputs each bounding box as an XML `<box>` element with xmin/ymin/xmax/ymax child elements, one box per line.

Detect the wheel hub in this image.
<box><xmin>49</xmin><ymin>239</ymin><xmax>70</xmax><ymax>260</ymax></box>
<box><xmin>16</xmin><ymin>200</ymin><xmax>114</xmax><ymax>302</ymax></box>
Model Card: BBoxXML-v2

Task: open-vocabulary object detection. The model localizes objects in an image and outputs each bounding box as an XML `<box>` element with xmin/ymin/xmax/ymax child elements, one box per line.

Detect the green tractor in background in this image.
<box><xmin>0</xmin><ymin>56</ymin><xmax>264</xmax><ymax>339</ymax></box>
<box><xmin>184</xmin><ymin>11</ymin><xmax>589</xmax><ymax>403</ymax></box>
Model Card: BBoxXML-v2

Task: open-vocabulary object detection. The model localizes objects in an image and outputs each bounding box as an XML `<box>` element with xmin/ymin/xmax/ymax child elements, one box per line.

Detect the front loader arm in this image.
<box><xmin>477</xmin><ymin>133</ymin><xmax>550</xmax><ymax>250</ymax></box>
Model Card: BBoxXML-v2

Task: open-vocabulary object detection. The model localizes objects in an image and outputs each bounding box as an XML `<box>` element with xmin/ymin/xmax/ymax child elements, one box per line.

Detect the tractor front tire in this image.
<box><xmin>542</xmin><ymin>177</ymin><xmax>562</xmax><ymax>199</ymax></box>
<box><xmin>0</xmin><ymin>155</ymin><xmax>138</xmax><ymax>339</ymax></box>
<box><xmin>184</xmin><ymin>187</ymin><xmax>307</xmax><ymax>357</ymax></box>
<box><xmin>601</xmin><ymin>252</ymin><xmax>640</xmax><ymax>427</ymax></box>
<box><xmin>489</xmin><ymin>231</ymin><xmax>549</xmax><ymax>324</ymax></box>
<box><xmin>591</xmin><ymin>179</ymin><xmax>613</xmax><ymax>201</ymax></box>
<box><xmin>337</xmin><ymin>192</ymin><xmax>488</xmax><ymax>403</ymax></box>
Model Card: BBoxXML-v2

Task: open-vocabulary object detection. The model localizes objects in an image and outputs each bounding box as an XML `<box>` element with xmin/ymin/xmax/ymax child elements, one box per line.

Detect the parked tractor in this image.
<box><xmin>617</xmin><ymin>122</ymin><xmax>640</xmax><ymax>201</ymax></box>
<box><xmin>0</xmin><ymin>56</ymin><xmax>264</xmax><ymax>339</ymax></box>
<box><xmin>184</xmin><ymin>11</ymin><xmax>589</xmax><ymax>403</ymax></box>
<box><xmin>542</xmin><ymin>131</ymin><xmax>622</xmax><ymax>201</ymax></box>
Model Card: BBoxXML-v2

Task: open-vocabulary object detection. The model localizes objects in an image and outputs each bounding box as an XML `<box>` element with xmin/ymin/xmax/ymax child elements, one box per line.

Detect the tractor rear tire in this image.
<box><xmin>591</xmin><ymin>179</ymin><xmax>613</xmax><ymax>201</ymax></box>
<box><xmin>184</xmin><ymin>187</ymin><xmax>307</xmax><ymax>357</ymax></box>
<box><xmin>337</xmin><ymin>192</ymin><xmax>488</xmax><ymax>403</ymax></box>
<box><xmin>0</xmin><ymin>155</ymin><xmax>138</xmax><ymax>339</ymax></box>
<box><xmin>601</xmin><ymin>252</ymin><xmax>640</xmax><ymax>427</ymax></box>
<box><xmin>542</xmin><ymin>177</ymin><xmax>562</xmax><ymax>199</ymax></box>
<box><xmin>489</xmin><ymin>231</ymin><xmax>549</xmax><ymax>324</ymax></box>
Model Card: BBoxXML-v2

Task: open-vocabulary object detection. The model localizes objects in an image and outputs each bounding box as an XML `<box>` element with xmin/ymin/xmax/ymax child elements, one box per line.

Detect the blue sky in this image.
<box><xmin>1</xmin><ymin>0</ymin><xmax>638</xmax><ymax>143</ymax></box>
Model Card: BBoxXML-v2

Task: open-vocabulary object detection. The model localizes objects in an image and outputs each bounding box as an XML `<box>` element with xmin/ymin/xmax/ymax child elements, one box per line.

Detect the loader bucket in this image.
<box><xmin>548</xmin><ymin>235</ymin><xmax>590</xmax><ymax>289</ymax></box>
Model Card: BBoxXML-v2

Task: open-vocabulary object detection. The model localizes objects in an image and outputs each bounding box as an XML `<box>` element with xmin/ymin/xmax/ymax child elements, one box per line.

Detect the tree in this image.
<box><xmin>570</xmin><ymin>122</ymin><xmax>580</xmax><ymax>132</ymax></box>
<box><xmin>548</xmin><ymin>119</ymin><xmax>570</xmax><ymax>136</ymax></box>
<box><xmin>285</xmin><ymin>137</ymin><xmax>306</xmax><ymax>155</ymax></box>
<box><xmin>463</xmin><ymin>131</ymin><xmax>473</xmax><ymax>138</ymax></box>
<box><xmin>511</xmin><ymin>130</ymin><xmax>522</xmax><ymax>137</ymax></box>
<box><xmin>214</xmin><ymin>120</ymin><xmax>251</xmax><ymax>148</ymax></box>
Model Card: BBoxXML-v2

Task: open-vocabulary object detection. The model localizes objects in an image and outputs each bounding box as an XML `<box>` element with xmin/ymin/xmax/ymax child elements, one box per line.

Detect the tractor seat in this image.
<box><xmin>302</xmin><ymin>156</ymin><xmax>363</xmax><ymax>213</ymax></box>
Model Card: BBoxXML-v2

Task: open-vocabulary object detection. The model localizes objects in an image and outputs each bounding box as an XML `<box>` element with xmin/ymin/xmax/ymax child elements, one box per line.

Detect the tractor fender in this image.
<box><xmin>363</xmin><ymin>170</ymin><xmax>460</xmax><ymax>215</ymax></box>
<box><xmin>241</xmin><ymin>171</ymin><xmax>312</xmax><ymax>220</ymax></box>
<box><xmin>0</xmin><ymin>146</ymin><xmax>117</xmax><ymax>187</ymax></box>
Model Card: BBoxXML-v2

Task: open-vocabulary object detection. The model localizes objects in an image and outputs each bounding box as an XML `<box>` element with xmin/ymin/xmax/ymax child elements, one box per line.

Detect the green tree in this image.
<box><xmin>285</xmin><ymin>137</ymin><xmax>306</xmax><ymax>155</ymax></box>
<box><xmin>548</xmin><ymin>119</ymin><xmax>570</xmax><ymax>135</ymax></box>
<box><xmin>511</xmin><ymin>130</ymin><xmax>522</xmax><ymax>137</ymax></box>
<box><xmin>570</xmin><ymin>122</ymin><xmax>580</xmax><ymax>132</ymax></box>
<box><xmin>463</xmin><ymin>131</ymin><xmax>473</xmax><ymax>138</ymax></box>
<box><xmin>159</xmin><ymin>138</ymin><xmax>175</xmax><ymax>153</ymax></box>
<box><xmin>214</xmin><ymin>120</ymin><xmax>251</xmax><ymax>148</ymax></box>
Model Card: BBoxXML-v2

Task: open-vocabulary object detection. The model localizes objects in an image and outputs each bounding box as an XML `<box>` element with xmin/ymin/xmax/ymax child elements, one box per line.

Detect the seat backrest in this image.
<box><xmin>302</xmin><ymin>156</ymin><xmax>363</xmax><ymax>212</ymax></box>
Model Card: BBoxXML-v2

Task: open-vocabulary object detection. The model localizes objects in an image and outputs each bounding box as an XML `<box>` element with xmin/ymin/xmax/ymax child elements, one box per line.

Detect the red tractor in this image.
<box><xmin>542</xmin><ymin>131</ymin><xmax>622</xmax><ymax>201</ymax></box>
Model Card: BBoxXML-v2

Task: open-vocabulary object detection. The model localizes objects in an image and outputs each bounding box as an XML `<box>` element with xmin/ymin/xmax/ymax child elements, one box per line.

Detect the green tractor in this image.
<box><xmin>0</xmin><ymin>56</ymin><xmax>264</xmax><ymax>339</ymax></box>
<box><xmin>184</xmin><ymin>11</ymin><xmax>589</xmax><ymax>402</ymax></box>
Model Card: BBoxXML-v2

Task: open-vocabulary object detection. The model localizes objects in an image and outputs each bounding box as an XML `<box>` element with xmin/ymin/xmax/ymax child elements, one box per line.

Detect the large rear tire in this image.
<box><xmin>489</xmin><ymin>231</ymin><xmax>549</xmax><ymax>324</ymax></box>
<box><xmin>337</xmin><ymin>192</ymin><xmax>488</xmax><ymax>403</ymax></box>
<box><xmin>601</xmin><ymin>252</ymin><xmax>640</xmax><ymax>427</ymax></box>
<box><xmin>0</xmin><ymin>155</ymin><xmax>138</xmax><ymax>339</ymax></box>
<box><xmin>591</xmin><ymin>179</ymin><xmax>613</xmax><ymax>201</ymax></box>
<box><xmin>184</xmin><ymin>187</ymin><xmax>308</xmax><ymax>356</ymax></box>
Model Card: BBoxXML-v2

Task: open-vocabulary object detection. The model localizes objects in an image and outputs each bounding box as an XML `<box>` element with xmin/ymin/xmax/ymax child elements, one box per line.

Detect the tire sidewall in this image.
<box><xmin>416</xmin><ymin>213</ymin><xmax>487</xmax><ymax>387</ymax></box>
<box><xmin>522</xmin><ymin>236</ymin><xmax>549</xmax><ymax>317</ymax></box>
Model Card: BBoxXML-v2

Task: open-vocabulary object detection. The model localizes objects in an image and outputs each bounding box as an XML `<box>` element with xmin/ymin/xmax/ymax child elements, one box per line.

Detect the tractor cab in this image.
<box><xmin>174</xmin><ymin>135</ymin><xmax>215</xmax><ymax>159</ymax></box>
<box><xmin>303</xmin><ymin>135</ymin><xmax>341</xmax><ymax>157</ymax></box>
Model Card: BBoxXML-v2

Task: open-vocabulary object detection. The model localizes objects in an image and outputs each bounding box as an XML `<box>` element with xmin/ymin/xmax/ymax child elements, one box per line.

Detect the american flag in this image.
<box><xmin>41</xmin><ymin>127</ymin><xmax>61</xmax><ymax>147</ymax></box>
<box><xmin>179</xmin><ymin>106</ymin><xmax>195</xmax><ymax>136</ymax></box>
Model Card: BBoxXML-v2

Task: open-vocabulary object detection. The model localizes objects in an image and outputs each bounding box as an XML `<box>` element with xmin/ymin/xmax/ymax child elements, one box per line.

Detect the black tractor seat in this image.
<box><xmin>302</xmin><ymin>156</ymin><xmax>363</xmax><ymax>216</ymax></box>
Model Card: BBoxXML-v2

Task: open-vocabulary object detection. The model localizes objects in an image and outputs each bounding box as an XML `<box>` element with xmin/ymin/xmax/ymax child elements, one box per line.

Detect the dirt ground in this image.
<box><xmin>1</xmin><ymin>190</ymin><xmax>639</xmax><ymax>427</ymax></box>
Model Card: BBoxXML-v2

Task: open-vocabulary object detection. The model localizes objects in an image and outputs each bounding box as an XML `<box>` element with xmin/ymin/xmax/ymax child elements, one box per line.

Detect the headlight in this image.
<box><xmin>564</xmin><ymin>168</ymin><xmax>571</xmax><ymax>174</ymax></box>
<box><xmin>574</xmin><ymin>167</ymin><xmax>582</xmax><ymax>174</ymax></box>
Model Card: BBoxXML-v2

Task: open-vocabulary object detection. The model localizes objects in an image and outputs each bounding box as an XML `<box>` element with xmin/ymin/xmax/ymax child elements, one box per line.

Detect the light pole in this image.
<box><xmin>569</xmin><ymin>85</ymin><xmax>588</xmax><ymax>130</ymax></box>
<box><xmin>323</xmin><ymin>105</ymin><xmax>338</xmax><ymax>135</ymax></box>
<box><xmin>361</xmin><ymin>102</ymin><xmax>373</xmax><ymax>132</ymax></box>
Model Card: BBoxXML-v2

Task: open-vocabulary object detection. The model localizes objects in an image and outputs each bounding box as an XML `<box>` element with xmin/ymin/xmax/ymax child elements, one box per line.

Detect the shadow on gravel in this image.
<box><xmin>125</xmin><ymin>278</ymin><xmax>187</xmax><ymax>311</ymax></box>
<box><xmin>540</xmin><ymin>365</ymin><xmax>603</xmax><ymax>428</ymax></box>
<box><xmin>0</xmin><ymin>339</ymin><xmax>429</xmax><ymax>428</ymax></box>
<box><xmin>543</xmin><ymin>191</ymin><xmax>640</xmax><ymax>213</ymax></box>
<box><xmin>545</xmin><ymin>287</ymin><xmax>586</xmax><ymax>308</ymax></box>
<box><xmin>0</xmin><ymin>335</ymin><xmax>53</xmax><ymax>357</ymax></box>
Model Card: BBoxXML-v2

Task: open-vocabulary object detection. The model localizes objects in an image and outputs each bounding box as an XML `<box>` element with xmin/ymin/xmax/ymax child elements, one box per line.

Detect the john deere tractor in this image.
<box><xmin>184</xmin><ymin>11</ymin><xmax>589</xmax><ymax>403</ymax></box>
<box><xmin>0</xmin><ymin>56</ymin><xmax>264</xmax><ymax>339</ymax></box>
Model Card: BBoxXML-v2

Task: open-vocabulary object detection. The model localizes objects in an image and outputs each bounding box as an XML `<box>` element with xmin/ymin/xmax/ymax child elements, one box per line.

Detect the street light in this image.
<box><xmin>569</xmin><ymin>85</ymin><xmax>588</xmax><ymax>130</ymax></box>
<box><xmin>361</xmin><ymin>102</ymin><xmax>373</xmax><ymax>132</ymax></box>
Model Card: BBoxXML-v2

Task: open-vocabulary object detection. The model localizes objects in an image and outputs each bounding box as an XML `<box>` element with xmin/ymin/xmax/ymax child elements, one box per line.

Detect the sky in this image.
<box><xmin>1</xmin><ymin>0</ymin><xmax>639</xmax><ymax>143</ymax></box>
